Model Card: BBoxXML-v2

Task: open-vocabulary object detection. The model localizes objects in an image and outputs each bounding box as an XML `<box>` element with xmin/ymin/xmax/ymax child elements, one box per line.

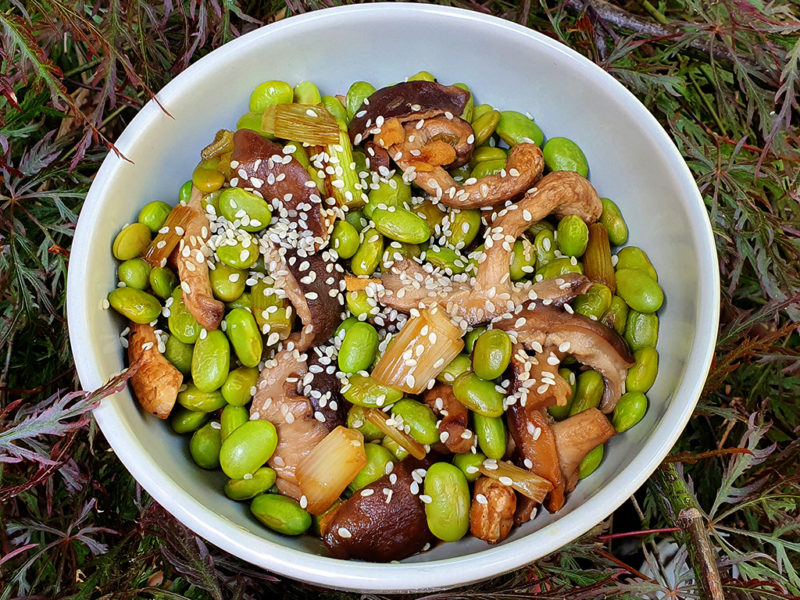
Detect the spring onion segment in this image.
<box><xmin>143</xmin><ymin>203</ymin><xmax>194</xmax><ymax>268</ymax></box>
<box><xmin>479</xmin><ymin>459</ymin><xmax>554</xmax><ymax>504</ymax></box>
<box><xmin>364</xmin><ymin>408</ymin><xmax>427</xmax><ymax>460</ymax></box>
<box><xmin>260</xmin><ymin>104</ymin><xmax>340</xmax><ymax>145</ymax></box>
<box><xmin>583</xmin><ymin>223</ymin><xmax>616</xmax><ymax>294</ymax></box>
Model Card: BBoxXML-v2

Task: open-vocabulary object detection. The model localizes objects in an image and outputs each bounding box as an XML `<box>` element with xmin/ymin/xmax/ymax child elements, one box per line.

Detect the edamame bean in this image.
<box><xmin>342</xmin><ymin>373</ymin><xmax>404</xmax><ymax>408</ymax></box>
<box><xmin>496</xmin><ymin>111</ymin><xmax>544</xmax><ymax>147</ymax></box>
<box><xmin>236</xmin><ymin>112</ymin><xmax>271</xmax><ymax>136</ymax></box>
<box><xmin>220</xmin><ymin>404</ymin><xmax>249</xmax><ymax>441</ymax></box>
<box><xmin>107</xmin><ymin>287</ymin><xmax>161</xmax><ymax>324</ymax></box>
<box><xmin>149</xmin><ymin>266</ymin><xmax>177</xmax><ymax>299</ymax></box>
<box><xmin>612</xmin><ymin>391</ymin><xmax>648</xmax><ymax>432</ymax></box>
<box><xmin>192</xmin><ymin>162</ymin><xmax>224</xmax><ymax>193</ymax></box>
<box><xmin>189</xmin><ymin>422</ymin><xmax>222</xmax><ymax>469</ymax></box>
<box><xmin>453</xmin><ymin>452</ymin><xmax>486</xmax><ymax>482</ymax></box>
<box><xmin>542</xmin><ymin>137</ymin><xmax>589</xmax><ymax>177</ymax></box>
<box><xmin>219</xmin><ymin>420</ymin><xmax>278</xmax><ymax>479</ymax></box>
<box><xmin>345</xmin><ymin>209</ymin><xmax>367</xmax><ymax>233</ymax></box>
<box><xmin>331</xmin><ymin>220</ymin><xmax>360</xmax><ymax>259</ymax></box>
<box><xmin>293</xmin><ymin>81</ymin><xmax>321</xmax><ymax>105</ymax></box>
<box><xmin>381</xmin><ymin>436</ymin><xmax>409</xmax><ymax>461</ymax></box>
<box><xmin>336</xmin><ymin>316</ymin><xmax>359</xmax><ymax>338</ymax></box>
<box><xmin>535</xmin><ymin>256</ymin><xmax>583</xmax><ymax>280</ymax></box>
<box><xmin>557</xmin><ymin>215</ymin><xmax>590</xmax><ymax>257</ymax></box>
<box><xmin>473</xmin><ymin>414</ymin><xmax>506</xmax><ymax>460</ymax></box>
<box><xmin>138</xmin><ymin>201</ymin><xmax>172</xmax><ymax>233</ymax></box>
<box><xmin>470</xmin><ymin>158</ymin><xmax>505</xmax><ymax>179</ymax></box>
<box><xmin>224</xmin><ymin>308</ymin><xmax>263</xmax><ymax>368</ymax></box>
<box><xmin>225</xmin><ymin>467</ymin><xmax>277</xmax><ymax>501</ymax></box>
<box><xmin>117</xmin><ymin>258</ymin><xmax>152</xmax><ymax>290</ymax></box>
<box><xmin>472</xmin><ymin>103</ymin><xmax>493</xmax><ymax>122</ymax></box>
<box><xmin>347</xmin><ymin>405</ymin><xmax>384</xmax><ymax>441</ymax></box>
<box><xmin>221</xmin><ymin>366</ymin><xmax>259</xmax><ymax>406</ymax></box>
<box><xmin>383</xmin><ymin>241</ymin><xmax>421</xmax><ymax>270</ymax></box>
<box><xmin>112</xmin><ymin>223</ymin><xmax>151</xmax><ymax>261</ymax></box>
<box><xmin>533</xmin><ymin>229</ymin><xmax>557</xmax><ymax>266</ymax></box>
<box><xmin>209</xmin><ymin>263</ymin><xmax>246</xmax><ymax>303</ymax></box>
<box><xmin>178</xmin><ymin>384</ymin><xmax>226</xmax><ymax>412</ymax></box>
<box><xmin>349</xmin><ymin>443</ymin><xmax>396</xmax><ymax>491</ymax></box>
<box><xmin>226</xmin><ymin>291</ymin><xmax>252</xmax><ymax>311</ymax></box>
<box><xmin>472</xmin><ymin>329</ymin><xmax>512</xmax><ymax>380</ymax></box>
<box><xmin>391</xmin><ymin>399</ymin><xmax>439</xmax><ymax>445</ymax></box>
<box><xmin>407</xmin><ymin>70</ymin><xmax>436</xmax><ymax>82</ymax></box>
<box><xmin>179</xmin><ymin>180</ymin><xmax>193</xmax><ymax>202</ymax></box>
<box><xmin>216</xmin><ymin>237</ymin><xmax>259</xmax><ymax>270</ymax></box>
<box><xmin>471</xmin><ymin>109</ymin><xmax>501</xmax><ymax>146</ymax></box>
<box><xmin>219</xmin><ymin>188</ymin><xmax>272</xmax><ymax>232</ymax></box>
<box><xmin>191</xmin><ymin>330</ymin><xmax>230</xmax><ymax>392</ymax></box>
<box><xmin>170</xmin><ymin>406</ymin><xmax>209</xmax><ymax>434</ymax></box>
<box><xmin>600</xmin><ymin>198</ymin><xmax>628</xmax><ymax>246</ymax></box>
<box><xmin>579</xmin><ymin>444</ymin><xmax>604</xmax><ymax>479</ymax></box>
<box><xmin>602</xmin><ymin>295</ymin><xmax>629</xmax><ymax>335</ymax></box>
<box><xmin>510</xmin><ymin>239</ymin><xmax>536</xmax><ymax>280</ymax></box>
<box><xmin>626</xmin><ymin>347</ymin><xmax>658</xmax><ymax>393</ymax></box>
<box><xmin>168</xmin><ymin>289</ymin><xmax>201</xmax><ymax>343</ymax></box>
<box><xmin>452</xmin><ymin>372</ymin><xmax>505</xmax><ymax>417</ymax></box>
<box><xmin>425</xmin><ymin>245</ymin><xmax>467</xmax><ymax>274</ymax></box>
<box><xmin>164</xmin><ymin>335</ymin><xmax>193</xmax><ymax>376</ymax></box>
<box><xmin>250</xmin><ymin>493</ymin><xmax>311</xmax><ymax>536</ymax></box>
<box><xmin>413</xmin><ymin>200</ymin><xmax>446</xmax><ymax>232</ymax></box>
<box><xmin>615</xmin><ymin>246</ymin><xmax>658</xmax><ymax>281</ymax></box>
<box><xmin>548</xmin><ymin>368</ymin><xmax>576</xmax><ymax>420</ymax></box>
<box><xmin>249</xmin><ymin>80</ymin><xmax>293</xmax><ymax>112</ymax></box>
<box><xmin>365</xmin><ymin>174</ymin><xmax>411</xmax><ymax>218</ymax></box>
<box><xmin>338</xmin><ymin>322</ymin><xmax>379</xmax><ymax>373</ymax></box>
<box><xmin>470</xmin><ymin>145</ymin><xmax>507</xmax><ymax>167</ymax></box>
<box><xmin>625</xmin><ymin>310</ymin><xmax>659</xmax><ymax>351</ymax></box>
<box><xmin>350</xmin><ymin>228</ymin><xmax>383</xmax><ymax>276</ymax></box>
<box><xmin>345</xmin><ymin>290</ymin><xmax>377</xmax><ymax>319</ymax></box>
<box><xmin>322</xmin><ymin>96</ymin><xmax>348</xmax><ymax>125</ymax></box>
<box><xmin>569</xmin><ymin>370</ymin><xmax>605</xmax><ymax>416</ymax></box>
<box><xmin>616</xmin><ymin>269</ymin><xmax>664</xmax><ymax>313</ymax></box>
<box><xmin>289</xmin><ymin>143</ymin><xmax>325</xmax><ymax>192</ymax></box>
<box><xmin>574</xmin><ymin>283</ymin><xmax>613</xmax><ymax>321</ymax></box>
<box><xmin>372</xmin><ymin>207</ymin><xmax>431</xmax><ymax>244</ymax></box>
<box><xmin>445</xmin><ymin>209</ymin><xmax>481</xmax><ymax>249</ymax></box>
<box><xmin>465</xmin><ymin>327</ymin><xmax>487</xmax><ymax>355</ymax></box>
<box><xmin>202</xmin><ymin>190</ymin><xmax>221</xmax><ymax>214</ymax></box>
<box><xmin>346</xmin><ymin>81</ymin><xmax>376</xmax><ymax>120</ymax></box>
<box><xmin>452</xmin><ymin>83</ymin><xmax>473</xmax><ymax>121</ymax></box>
<box><xmin>424</xmin><ymin>462</ymin><xmax>470</xmax><ymax>542</ymax></box>
<box><xmin>436</xmin><ymin>354</ymin><xmax>473</xmax><ymax>383</ymax></box>
<box><xmin>528</xmin><ymin>220</ymin><xmax>555</xmax><ymax>237</ymax></box>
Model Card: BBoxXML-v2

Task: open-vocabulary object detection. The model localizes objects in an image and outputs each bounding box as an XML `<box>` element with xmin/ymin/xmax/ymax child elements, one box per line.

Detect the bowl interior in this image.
<box><xmin>67</xmin><ymin>4</ymin><xmax>718</xmax><ymax>592</ymax></box>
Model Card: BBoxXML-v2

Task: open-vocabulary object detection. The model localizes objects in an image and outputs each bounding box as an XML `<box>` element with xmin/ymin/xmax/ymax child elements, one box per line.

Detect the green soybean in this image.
<box><xmin>413</xmin><ymin>200</ymin><xmax>446</xmax><ymax>232</ymax></box>
<box><xmin>249</xmin><ymin>80</ymin><xmax>293</xmax><ymax>112</ymax></box>
<box><xmin>579</xmin><ymin>444</ymin><xmax>604</xmax><ymax>479</ymax></box>
<box><xmin>192</xmin><ymin>162</ymin><xmax>224</xmax><ymax>193</ymax></box>
<box><xmin>391</xmin><ymin>399</ymin><xmax>439</xmax><ymax>446</ymax></box>
<box><xmin>112</xmin><ymin>223</ymin><xmax>151</xmax><ymax>261</ymax></box>
<box><xmin>293</xmin><ymin>80</ymin><xmax>321</xmax><ymax>105</ymax></box>
<box><xmin>179</xmin><ymin>180</ymin><xmax>193</xmax><ymax>202</ymax></box>
<box><xmin>465</xmin><ymin>327</ymin><xmax>487</xmax><ymax>354</ymax></box>
<box><xmin>510</xmin><ymin>239</ymin><xmax>536</xmax><ymax>281</ymax></box>
<box><xmin>346</xmin><ymin>81</ymin><xmax>377</xmax><ymax>120</ymax></box>
<box><xmin>407</xmin><ymin>70</ymin><xmax>436</xmax><ymax>82</ymax></box>
<box><xmin>528</xmin><ymin>220</ymin><xmax>556</xmax><ymax>237</ymax></box>
<box><xmin>473</xmin><ymin>414</ymin><xmax>506</xmax><ymax>460</ymax></box>
<box><xmin>250</xmin><ymin>493</ymin><xmax>311</xmax><ymax>536</ymax></box>
<box><xmin>616</xmin><ymin>268</ymin><xmax>664</xmax><ymax>313</ymax></box>
<box><xmin>569</xmin><ymin>370</ymin><xmax>605</xmax><ymax>416</ymax></box>
<box><xmin>615</xmin><ymin>246</ymin><xmax>658</xmax><ymax>281</ymax></box>
<box><xmin>332</xmin><ymin>220</ymin><xmax>360</xmax><ymax>259</ymax></box>
<box><xmin>600</xmin><ymin>198</ymin><xmax>628</xmax><ymax>246</ymax></box>
<box><xmin>202</xmin><ymin>190</ymin><xmax>222</xmax><ymax>214</ymax></box>
<box><xmin>343</xmin><ymin>373</ymin><xmax>404</xmax><ymax>408</ymax></box>
<box><xmin>542</xmin><ymin>137</ymin><xmax>589</xmax><ymax>177</ymax></box>
<box><xmin>365</xmin><ymin>174</ymin><xmax>411</xmax><ymax>218</ymax></box>
<box><xmin>452</xmin><ymin>372</ymin><xmax>505</xmax><ymax>417</ymax></box>
<box><xmin>290</xmin><ymin>142</ymin><xmax>326</xmax><ymax>193</ymax></box>
<box><xmin>225</xmin><ymin>308</ymin><xmax>263</xmax><ymax>368</ymax></box>
<box><xmin>336</xmin><ymin>316</ymin><xmax>359</xmax><ymax>338</ymax></box>
<box><xmin>236</xmin><ymin>111</ymin><xmax>271</xmax><ymax>137</ymax></box>
<box><xmin>138</xmin><ymin>201</ymin><xmax>172</xmax><ymax>233</ymax></box>
<box><xmin>625</xmin><ymin>311</ymin><xmax>659</xmax><ymax>351</ymax></box>
<box><xmin>496</xmin><ymin>110</ymin><xmax>544</xmax><ymax>147</ymax></box>
<box><xmin>108</xmin><ymin>287</ymin><xmax>161</xmax><ymax>324</ymax></box>
<box><xmin>191</xmin><ymin>330</ymin><xmax>230</xmax><ymax>392</ymax></box>
<box><xmin>533</xmin><ymin>229</ymin><xmax>557</xmax><ymax>266</ymax></box>
<box><xmin>170</xmin><ymin>406</ymin><xmax>209</xmax><ymax>434</ymax></box>
<box><xmin>574</xmin><ymin>283</ymin><xmax>613</xmax><ymax>321</ymax></box>
<box><xmin>149</xmin><ymin>266</ymin><xmax>177</xmax><ymax>299</ymax></box>
<box><xmin>372</xmin><ymin>207</ymin><xmax>431</xmax><ymax>244</ymax></box>
<box><xmin>548</xmin><ymin>368</ymin><xmax>576</xmax><ymax>420</ymax></box>
<box><xmin>220</xmin><ymin>404</ymin><xmax>249</xmax><ymax>441</ymax></box>
<box><xmin>219</xmin><ymin>188</ymin><xmax>272</xmax><ymax>232</ymax></box>
<box><xmin>220</xmin><ymin>420</ymin><xmax>278</xmax><ymax>479</ymax></box>
<box><xmin>383</xmin><ymin>241</ymin><xmax>421</xmax><ymax>270</ymax></box>
<box><xmin>470</xmin><ymin>158</ymin><xmax>505</xmax><ymax>179</ymax></box>
<box><xmin>168</xmin><ymin>289</ymin><xmax>201</xmax><ymax>343</ymax></box>
<box><xmin>321</xmin><ymin>95</ymin><xmax>349</xmax><ymax>126</ymax></box>
<box><xmin>424</xmin><ymin>462</ymin><xmax>470</xmax><ymax>542</ymax></box>
<box><xmin>472</xmin><ymin>329</ymin><xmax>512</xmax><ymax>381</ymax></box>
<box><xmin>347</xmin><ymin>405</ymin><xmax>385</xmax><ymax>441</ymax></box>
<box><xmin>453</xmin><ymin>452</ymin><xmax>486</xmax><ymax>483</ymax></box>
<box><xmin>626</xmin><ymin>347</ymin><xmax>658</xmax><ymax>393</ymax></box>
<box><xmin>345</xmin><ymin>209</ymin><xmax>367</xmax><ymax>232</ymax></box>
<box><xmin>436</xmin><ymin>354</ymin><xmax>473</xmax><ymax>384</ymax></box>
<box><xmin>226</xmin><ymin>291</ymin><xmax>252</xmax><ymax>311</ymax></box>
<box><xmin>189</xmin><ymin>423</ymin><xmax>222</xmax><ymax>469</ymax></box>
<box><xmin>209</xmin><ymin>263</ymin><xmax>246</xmax><ymax>303</ymax></box>
<box><xmin>472</xmin><ymin>103</ymin><xmax>493</xmax><ymax>122</ymax></box>
<box><xmin>338</xmin><ymin>322</ymin><xmax>379</xmax><ymax>373</ymax></box>
<box><xmin>164</xmin><ymin>335</ymin><xmax>193</xmax><ymax>376</ymax></box>
<box><xmin>349</xmin><ymin>443</ymin><xmax>396</xmax><ymax>491</ymax></box>
<box><xmin>221</xmin><ymin>366</ymin><xmax>259</xmax><ymax>406</ymax></box>
<box><xmin>216</xmin><ymin>237</ymin><xmax>259</xmax><ymax>270</ymax></box>
<box><xmin>453</xmin><ymin>83</ymin><xmax>473</xmax><ymax>121</ymax></box>
<box><xmin>425</xmin><ymin>245</ymin><xmax>467</xmax><ymax>274</ymax></box>
<box><xmin>225</xmin><ymin>467</ymin><xmax>277</xmax><ymax>501</ymax></box>
<box><xmin>612</xmin><ymin>391</ymin><xmax>648</xmax><ymax>433</ymax></box>
<box><xmin>470</xmin><ymin>145</ymin><xmax>507</xmax><ymax>167</ymax></box>
<box><xmin>117</xmin><ymin>258</ymin><xmax>152</xmax><ymax>290</ymax></box>
<box><xmin>345</xmin><ymin>290</ymin><xmax>377</xmax><ymax>319</ymax></box>
<box><xmin>535</xmin><ymin>256</ymin><xmax>583</xmax><ymax>280</ymax></box>
<box><xmin>602</xmin><ymin>295</ymin><xmax>629</xmax><ymax>335</ymax></box>
<box><xmin>177</xmin><ymin>383</ymin><xmax>226</xmax><ymax>412</ymax></box>
<box><xmin>557</xmin><ymin>215</ymin><xmax>590</xmax><ymax>257</ymax></box>
<box><xmin>472</xmin><ymin>109</ymin><xmax>501</xmax><ymax>146</ymax></box>
<box><xmin>351</xmin><ymin>228</ymin><xmax>383</xmax><ymax>276</ymax></box>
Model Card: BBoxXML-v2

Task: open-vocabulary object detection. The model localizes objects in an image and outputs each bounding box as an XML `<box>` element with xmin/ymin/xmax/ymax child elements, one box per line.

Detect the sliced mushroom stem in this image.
<box><xmin>127</xmin><ymin>322</ymin><xmax>182</xmax><ymax>419</ymax></box>
<box><xmin>470</xmin><ymin>476</ymin><xmax>517</xmax><ymax>544</ymax></box>
<box><xmin>550</xmin><ymin>408</ymin><xmax>616</xmax><ymax>491</ymax></box>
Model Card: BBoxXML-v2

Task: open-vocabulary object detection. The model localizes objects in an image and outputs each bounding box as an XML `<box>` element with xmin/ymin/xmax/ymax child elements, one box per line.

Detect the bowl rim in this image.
<box><xmin>67</xmin><ymin>2</ymin><xmax>720</xmax><ymax>592</ymax></box>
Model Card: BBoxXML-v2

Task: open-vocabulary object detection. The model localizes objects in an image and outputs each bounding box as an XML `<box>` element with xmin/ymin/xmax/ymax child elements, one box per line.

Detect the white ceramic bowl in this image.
<box><xmin>67</xmin><ymin>3</ymin><xmax>719</xmax><ymax>592</ymax></box>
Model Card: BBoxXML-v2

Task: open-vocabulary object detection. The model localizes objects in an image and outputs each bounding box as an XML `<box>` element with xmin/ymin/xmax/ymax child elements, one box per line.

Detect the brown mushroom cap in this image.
<box><xmin>390</xmin><ymin>115</ymin><xmax>475</xmax><ymax>171</ymax></box>
<box><xmin>127</xmin><ymin>322</ymin><xmax>182</xmax><ymax>419</ymax></box>
<box><xmin>348</xmin><ymin>81</ymin><xmax>470</xmax><ymax>145</ymax></box>
<box><xmin>230</xmin><ymin>129</ymin><xmax>331</xmax><ymax>251</ymax></box>
<box><xmin>550</xmin><ymin>408</ymin><xmax>616</xmax><ymax>491</ymax></box>
<box><xmin>323</xmin><ymin>457</ymin><xmax>433</xmax><ymax>561</ymax></box>
<box><xmin>304</xmin><ymin>347</ymin><xmax>347</xmax><ymax>430</ymax></box>
<box><xmin>423</xmin><ymin>383</ymin><xmax>474</xmax><ymax>454</ymax></box>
